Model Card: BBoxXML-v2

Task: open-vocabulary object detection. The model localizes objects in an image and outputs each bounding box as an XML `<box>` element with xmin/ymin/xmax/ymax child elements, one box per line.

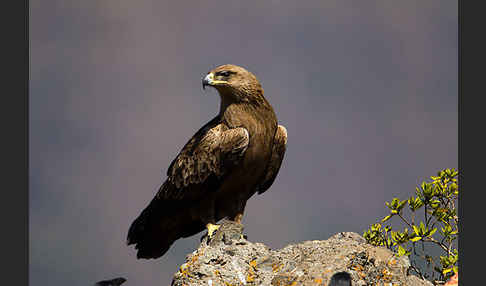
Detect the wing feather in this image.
<box><xmin>160</xmin><ymin>117</ymin><xmax>249</xmax><ymax>199</ymax></box>
<box><xmin>127</xmin><ymin>117</ymin><xmax>250</xmax><ymax>258</ymax></box>
<box><xmin>257</xmin><ymin>125</ymin><xmax>287</xmax><ymax>194</ymax></box>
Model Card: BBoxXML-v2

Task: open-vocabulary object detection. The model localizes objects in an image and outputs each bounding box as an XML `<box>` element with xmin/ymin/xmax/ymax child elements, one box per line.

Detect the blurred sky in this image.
<box><xmin>30</xmin><ymin>1</ymin><xmax>457</xmax><ymax>285</ymax></box>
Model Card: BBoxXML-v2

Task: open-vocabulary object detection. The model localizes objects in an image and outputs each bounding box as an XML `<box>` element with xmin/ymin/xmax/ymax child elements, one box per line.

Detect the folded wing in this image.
<box><xmin>257</xmin><ymin>125</ymin><xmax>287</xmax><ymax>194</ymax></box>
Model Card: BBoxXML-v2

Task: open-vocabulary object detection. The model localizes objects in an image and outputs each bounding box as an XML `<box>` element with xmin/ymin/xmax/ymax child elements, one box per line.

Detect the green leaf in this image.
<box><xmin>397</xmin><ymin>245</ymin><xmax>406</xmax><ymax>257</ymax></box>
<box><xmin>419</xmin><ymin>221</ymin><xmax>426</xmax><ymax>233</ymax></box>
<box><xmin>450</xmin><ymin>182</ymin><xmax>458</xmax><ymax>192</ymax></box>
<box><xmin>452</xmin><ymin>170</ymin><xmax>459</xmax><ymax>177</ymax></box>
<box><xmin>421</xmin><ymin>182</ymin><xmax>427</xmax><ymax>191</ymax></box>
<box><xmin>442</xmin><ymin>267</ymin><xmax>453</xmax><ymax>275</ymax></box>
<box><xmin>429</xmin><ymin>200</ymin><xmax>440</xmax><ymax>209</ymax></box>
<box><xmin>396</xmin><ymin>245</ymin><xmax>411</xmax><ymax>257</ymax></box>
<box><xmin>390</xmin><ymin>198</ymin><xmax>400</xmax><ymax>209</ymax></box>
<box><xmin>416</xmin><ymin>199</ymin><xmax>424</xmax><ymax>208</ymax></box>
<box><xmin>382</xmin><ymin>215</ymin><xmax>392</xmax><ymax>223</ymax></box>
<box><xmin>412</xmin><ymin>225</ymin><xmax>420</xmax><ymax>235</ymax></box>
<box><xmin>410</xmin><ymin>236</ymin><xmax>422</xmax><ymax>242</ymax></box>
<box><xmin>427</xmin><ymin>228</ymin><xmax>437</xmax><ymax>237</ymax></box>
<box><xmin>397</xmin><ymin>200</ymin><xmax>407</xmax><ymax>210</ymax></box>
<box><xmin>446</xmin><ymin>169</ymin><xmax>452</xmax><ymax>176</ymax></box>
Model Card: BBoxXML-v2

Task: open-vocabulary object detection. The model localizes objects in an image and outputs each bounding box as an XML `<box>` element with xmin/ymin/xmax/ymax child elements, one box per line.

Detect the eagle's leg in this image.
<box><xmin>205</xmin><ymin>223</ymin><xmax>220</xmax><ymax>239</ymax></box>
<box><xmin>230</xmin><ymin>213</ymin><xmax>246</xmax><ymax>240</ymax></box>
<box><xmin>232</xmin><ymin>213</ymin><xmax>244</xmax><ymax>224</ymax></box>
<box><xmin>199</xmin><ymin>198</ymin><xmax>220</xmax><ymax>240</ymax></box>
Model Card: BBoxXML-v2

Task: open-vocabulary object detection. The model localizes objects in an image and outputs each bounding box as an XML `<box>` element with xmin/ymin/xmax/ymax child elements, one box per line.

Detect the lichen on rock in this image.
<box><xmin>171</xmin><ymin>220</ymin><xmax>433</xmax><ymax>286</ymax></box>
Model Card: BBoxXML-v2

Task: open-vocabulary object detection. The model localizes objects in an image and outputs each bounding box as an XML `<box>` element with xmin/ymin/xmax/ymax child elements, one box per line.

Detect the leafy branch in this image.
<box><xmin>363</xmin><ymin>168</ymin><xmax>459</xmax><ymax>285</ymax></box>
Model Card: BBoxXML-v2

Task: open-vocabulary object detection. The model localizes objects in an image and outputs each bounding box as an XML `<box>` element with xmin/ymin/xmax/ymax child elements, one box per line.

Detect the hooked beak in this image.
<box><xmin>202</xmin><ymin>73</ymin><xmax>213</xmax><ymax>90</ymax></box>
<box><xmin>202</xmin><ymin>72</ymin><xmax>228</xmax><ymax>90</ymax></box>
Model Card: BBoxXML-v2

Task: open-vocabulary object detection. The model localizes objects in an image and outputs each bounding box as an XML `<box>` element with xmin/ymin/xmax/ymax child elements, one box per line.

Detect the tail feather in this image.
<box><xmin>127</xmin><ymin>196</ymin><xmax>205</xmax><ymax>259</ymax></box>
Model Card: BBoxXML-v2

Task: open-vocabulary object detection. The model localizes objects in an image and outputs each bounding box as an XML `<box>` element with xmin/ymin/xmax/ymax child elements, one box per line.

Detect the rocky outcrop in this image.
<box><xmin>170</xmin><ymin>220</ymin><xmax>433</xmax><ymax>286</ymax></box>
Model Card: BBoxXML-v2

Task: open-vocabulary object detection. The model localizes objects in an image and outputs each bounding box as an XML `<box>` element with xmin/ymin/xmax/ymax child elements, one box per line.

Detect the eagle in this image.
<box><xmin>127</xmin><ymin>64</ymin><xmax>287</xmax><ymax>259</ymax></box>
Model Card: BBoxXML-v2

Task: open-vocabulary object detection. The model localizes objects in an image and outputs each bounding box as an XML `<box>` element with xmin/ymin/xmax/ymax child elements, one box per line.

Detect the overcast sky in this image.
<box><xmin>30</xmin><ymin>1</ymin><xmax>457</xmax><ymax>285</ymax></box>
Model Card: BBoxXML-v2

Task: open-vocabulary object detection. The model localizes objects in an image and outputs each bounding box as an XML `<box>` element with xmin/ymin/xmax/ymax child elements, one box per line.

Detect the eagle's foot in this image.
<box><xmin>206</xmin><ymin>223</ymin><xmax>220</xmax><ymax>239</ymax></box>
<box><xmin>232</xmin><ymin>213</ymin><xmax>244</xmax><ymax>224</ymax></box>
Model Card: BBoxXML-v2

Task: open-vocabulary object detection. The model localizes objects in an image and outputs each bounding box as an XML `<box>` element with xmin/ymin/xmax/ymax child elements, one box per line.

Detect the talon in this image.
<box><xmin>206</xmin><ymin>223</ymin><xmax>220</xmax><ymax>239</ymax></box>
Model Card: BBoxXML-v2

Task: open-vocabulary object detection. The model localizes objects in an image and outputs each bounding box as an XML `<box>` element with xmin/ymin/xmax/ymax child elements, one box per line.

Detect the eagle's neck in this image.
<box><xmin>219</xmin><ymin>93</ymin><xmax>276</xmax><ymax>133</ymax></box>
<box><xmin>219</xmin><ymin>96</ymin><xmax>233</xmax><ymax>116</ymax></box>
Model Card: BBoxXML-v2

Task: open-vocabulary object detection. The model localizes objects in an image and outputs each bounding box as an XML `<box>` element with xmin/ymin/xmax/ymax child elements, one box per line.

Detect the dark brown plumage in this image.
<box><xmin>127</xmin><ymin>64</ymin><xmax>287</xmax><ymax>259</ymax></box>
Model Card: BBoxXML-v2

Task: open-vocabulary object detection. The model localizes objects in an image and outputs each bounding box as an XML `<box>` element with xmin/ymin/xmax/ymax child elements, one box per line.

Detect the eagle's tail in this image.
<box><xmin>127</xmin><ymin>195</ymin><xmax>205</xmax><ymax>259</ymax></box>
<box><xmin>127</xmin><ymin>197</ymin><xmax>167</xmax><ymax>259</ymax></box>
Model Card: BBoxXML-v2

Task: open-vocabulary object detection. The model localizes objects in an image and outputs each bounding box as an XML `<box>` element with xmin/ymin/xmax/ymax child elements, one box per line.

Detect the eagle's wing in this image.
<box><xmin>257</xmin><ymin>125</ymin><xmax>287</xmax><ymax>194</ymax></box>
<box><xmin>127</xmin><ymin>116</ymin><xmax>249</xmax><ymax>258</ymax></box>
<box><xmin>159</xmin><ymin>117</ymin><xmax>249</xmax><ymax>200</ymax></box>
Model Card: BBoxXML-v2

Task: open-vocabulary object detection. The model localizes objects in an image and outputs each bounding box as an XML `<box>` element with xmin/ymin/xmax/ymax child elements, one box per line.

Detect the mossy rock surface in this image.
<box><xmin>171</xmin><ymin>220</ymin><xmax>433</xmax><ymax>286</ymax></box>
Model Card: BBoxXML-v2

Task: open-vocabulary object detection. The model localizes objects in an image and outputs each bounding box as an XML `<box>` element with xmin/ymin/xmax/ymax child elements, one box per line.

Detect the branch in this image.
<box><xmin>423</xmin><ymin>237</ymin><xmax>449</xmax><ymax>253</ymax></box>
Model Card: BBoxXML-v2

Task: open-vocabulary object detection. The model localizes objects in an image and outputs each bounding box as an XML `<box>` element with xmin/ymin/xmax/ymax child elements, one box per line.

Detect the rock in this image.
<box><xmin>444</xmin><ymin>273</ymin><xmax>458</xmax><ymax>286</ymax></box>
<box><xmin>170</xmin><ymin>220</ymin><xmax>433</xmax><ymax>286</ymax></box>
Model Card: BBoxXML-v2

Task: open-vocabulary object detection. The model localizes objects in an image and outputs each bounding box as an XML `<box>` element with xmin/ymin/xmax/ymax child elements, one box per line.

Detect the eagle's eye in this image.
<box><xmin>217</xmin><ymin>71</ymin><xmax>232</xmax><ymax>77</ymax></box>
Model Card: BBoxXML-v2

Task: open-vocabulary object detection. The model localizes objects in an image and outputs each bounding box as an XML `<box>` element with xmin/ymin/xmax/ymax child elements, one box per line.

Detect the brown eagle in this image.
<box><xmin>127</xmin><ymin>64</ymin><xmax>287</xmax><ymax>259</ymax></box>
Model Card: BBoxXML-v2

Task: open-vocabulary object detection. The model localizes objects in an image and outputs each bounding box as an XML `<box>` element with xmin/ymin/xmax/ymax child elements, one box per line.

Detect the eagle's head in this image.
<box><xmin>202</xmin><ymin>64</ymin><xmax>264</xmax><ymax>103</ymax></box>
